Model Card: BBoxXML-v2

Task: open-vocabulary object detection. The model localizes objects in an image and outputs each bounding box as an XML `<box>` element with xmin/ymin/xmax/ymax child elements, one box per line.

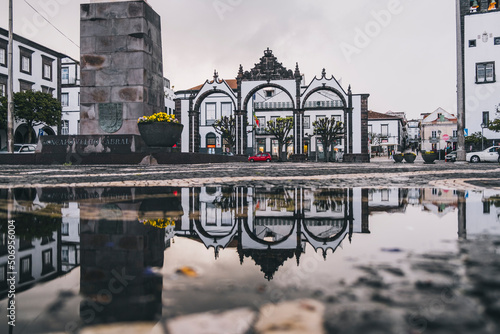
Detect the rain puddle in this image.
<box><xmin>0</xmin><ymin>186</ymin><xmax>499</xmax><ymax>333</ymax></box>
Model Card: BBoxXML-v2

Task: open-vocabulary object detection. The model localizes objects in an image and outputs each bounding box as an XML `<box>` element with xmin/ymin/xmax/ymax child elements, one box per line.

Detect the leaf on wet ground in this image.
<box><xmin>176</xmin><ymin>266</ymin><xmax>198</xmax><ymax>277</ymax></box>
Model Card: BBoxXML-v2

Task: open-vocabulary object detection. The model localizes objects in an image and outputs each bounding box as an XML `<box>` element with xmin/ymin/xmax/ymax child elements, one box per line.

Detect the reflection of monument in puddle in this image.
<box><xmin>180</xmin><ymin>187</ymin><xmax>370</xmax><ymax>280</ymax></box>
<box><xmin>78</xmin><ymin>188</ymin><xmax>174</xmax><ymax>326</ymax></box>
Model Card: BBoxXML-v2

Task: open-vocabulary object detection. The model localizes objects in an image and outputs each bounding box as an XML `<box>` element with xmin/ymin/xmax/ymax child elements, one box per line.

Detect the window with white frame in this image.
<box><xmin>61</xmin><ymin>67</ymin><xmax>69</xmax><ymax>84</ymax></box>
<box><xmin>42</xmin><ymin>56</ymin><xmax>54</xmax><ymax>81</ymax></box>
<box><xmin>42</xmin><ymin>249</ymin><xmax>54</xmax><ymax>274</ymax></box>
<box><xmin>61</xmin><ymin>93</ymin><xmax>69</xmax><ymax>107</ymax></box>
<box><xmin>0</xmin><ymin>83</ymin><xmax>5</xmax><ymax>97</ymax></box>
<box><xmin>0</xmin><ymin>41</ymin><xmax>6</xmax><ymax>67</ymax></box>
<box><xmin>41</xmin><ymin>86</ymin><xmax>54</xmax><ymax>95</ymax></box>
<box><xmin>0</xmin><ymin>264</ymin><xmax>6</xmax><ymax>289</ymax></box>
<box><xmin>20</xmin><ymin>256</ymin><xmax>33</xmax><ymax>283</ymax></box>
<box><xmin>205</xmin><ymin>103</ymin><xmax>216</xmax><ymax>125</ymax></box>
<box><xmin>476</xmin><ymin>62</ymin><xmax>495</xmax><ymax>83</ymax></box>
<box><xmin>304</xmin><ymin>116</ymin><xmax>310</xmax><ymax>129</ymax></box>
<box><xmin>61</xmin><ymin>120</ymin><xmax>69</xmax><ymax>135</ymax></box>
<box><xmin>431</xmin><ymin>130</ymin><xmax>437</xmax><ymax>138</ymax></box>
<box><xmin>256</xmin><ymin>117</ymin><xmax>266</xmax><ymax>134</ymax></box>
<box><xmin>482</xmin><ymin>111</ymin><xmax>490</xmax><ymax>126</ymax></box>
<box><xmin>19</xmin><ymin>79</ymin><xmax>33</xmax><ymax>92</ymax></box>
<box><xmin>19</xmin><ymin>47</ymin><xmax>33</xmax><ymax>75</ymax></box>
<box><xmin>381</xmin><ymin>124</ymin><xmax>389</xmax><ymax>137</ymax></box>
<box><xmin>452</xmin><ymin>130</ymin><xmax>457</xmax><ymax>138</ymax></box>
<box><xmin>221</xmin><ymin>102</ymin><xmax>232</xmax><ymax>118</ymax></box>
<box><xmin>61</xmin><ymin>246</ymin><xmax>69</xmax><ymax>262</ymax></box>
<box><xmin>61</xmin><ymin>222</ymin><xmax>69</xmax><ymax>235</ymax></box>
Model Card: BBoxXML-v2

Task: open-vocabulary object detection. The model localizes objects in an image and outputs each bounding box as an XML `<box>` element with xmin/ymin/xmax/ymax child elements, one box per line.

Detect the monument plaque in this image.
<box><xmin>99</xmin><ymin>103</ymin><xmax>123</xmax><ymax>133</ymax></box>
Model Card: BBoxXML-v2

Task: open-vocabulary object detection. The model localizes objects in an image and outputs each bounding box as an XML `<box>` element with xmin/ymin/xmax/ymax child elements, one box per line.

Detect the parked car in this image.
<box><xmin>221</xmin><ymin>152</ymin><xmax>234</xmax><ymax>156</ymax></box>
<box><xmin>466</xmin><ymin>146</ymin><xmax>500</xmax><ymax>163</ymax></box>
<box><xmin>445</xmin><ymin>151</ymin><xmax>457</xmax><ymax>162</ymax></box>
<box><xmin>0</xmin><ymin>144</ymin><xmax>37</xmax><ymax>154</ymax></box>
<box><xmin>248</xmin><ymin>152</ymin><xmax>272</xmax><ymax>162</ymax></box>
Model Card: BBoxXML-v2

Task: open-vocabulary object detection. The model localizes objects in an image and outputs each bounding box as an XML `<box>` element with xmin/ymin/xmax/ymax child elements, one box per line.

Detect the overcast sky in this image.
<box><xmin>0</xmin><ymin>0</ymin><xmax>458</xmax><ymax>120</ymax></box>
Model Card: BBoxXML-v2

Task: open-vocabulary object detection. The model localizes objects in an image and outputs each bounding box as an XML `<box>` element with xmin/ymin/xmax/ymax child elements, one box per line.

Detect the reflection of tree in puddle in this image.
<box><xmin>0</xmin><ymin>188</ymin><xmax>62</xmax><ymax>239</ymax></box>
<box><xmin>212</xmin><ymin>186</ymin><xmax>238</xmax><ymax>212</ymax></box>
<box><xmin>266</xmin><ymin>187</ymin><xmax>295</xmax><ymax>212</ymax></box>
<box><xmin>313</xmin><ymin>188</ymin><xmax>345</xmax><ymax>212</ymax></box>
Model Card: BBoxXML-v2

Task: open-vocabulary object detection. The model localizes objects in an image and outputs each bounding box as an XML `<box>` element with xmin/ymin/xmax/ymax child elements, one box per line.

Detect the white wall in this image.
<box><xmin>464</xmin><ymin>11</ymin><xmax>500</xmax><ymax>140</ymax></box>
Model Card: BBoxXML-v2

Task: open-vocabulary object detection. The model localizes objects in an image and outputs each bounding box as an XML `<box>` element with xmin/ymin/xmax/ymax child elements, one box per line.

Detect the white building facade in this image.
<box><xmin>461</xmin><ymin>0</ymin><xmax>500</xmax><ymax>141</ymax></box>
<box><xmin>0</xmin><ymin>27</ymin><xmax>66</xmax><ymax>147</ymax></box>
<box><xmin>368</xmin><ymin>110</ymin><xmax>406</xmax><ymax>155</ymax></box>
<box><xmin>174</xmin><ymin>49</ymin><xmax>370</xmax><ymax>162</ymax></box>
<box><xmin>60</xmin><ymin>57</ymin><xmax>80</xmax><ymax>136</ymax></box>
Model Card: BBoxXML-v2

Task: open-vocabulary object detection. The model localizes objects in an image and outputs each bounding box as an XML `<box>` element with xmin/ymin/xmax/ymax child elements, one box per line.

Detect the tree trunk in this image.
<box><xmin>324</xmin><ymin>140</ymin><xmax>329</xmax><ymax>162</ymax></box>
<box><xmin>27</xmin><ymin>123</ymin><xmax>33</xmax><ymax>144</ymax></box>
<box><xmin>278</xmin><ymin>141</ymin><xmax>284</xmax><ymax>162</ymax></box>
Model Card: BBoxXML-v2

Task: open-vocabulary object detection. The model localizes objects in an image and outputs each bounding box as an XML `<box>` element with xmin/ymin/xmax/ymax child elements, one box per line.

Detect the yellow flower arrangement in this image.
<box><xmin>139</xmin><ymin>218</ymin><xmax>176</xmax><ymax>229</ymax></box>
<box><xmin>137</xmin><ymin>112</ymin><xmax>179</xmax><ymax>124</ymax></box>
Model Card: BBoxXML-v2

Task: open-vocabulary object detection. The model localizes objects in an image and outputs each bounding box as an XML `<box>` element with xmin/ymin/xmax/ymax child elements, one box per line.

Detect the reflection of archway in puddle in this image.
<box><xmin>192</xmin><ymin>219</ymin><xmax>239</xmax><ymax>258</ymax></box>
<box><xmin>243</xmin><ymin>218</ymin><xmax>297</xmax><ymax>247</ymax></box>
<box><xmin>302</xmin><ymin>219</ymin><xmax>350</xmax><ymax>259</ymax></box>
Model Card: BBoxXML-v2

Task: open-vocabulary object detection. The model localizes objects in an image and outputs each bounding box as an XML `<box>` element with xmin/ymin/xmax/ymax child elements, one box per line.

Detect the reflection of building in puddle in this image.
<box><xmin>421</xmin><ymin>188</ymin><xmax>458</xmax><ymax>217</ymax></box>
<box><xmin>461</xmin><ymin>190</ymin><xmax>500</xmax><ymax>237</ymax></box>
<box><xmin>178</xmin><ymin>187</ymin><xmax>370</xmax><ymax>280</ymax></box>
<box><xmin>0</xmin><ymin>188</ymin><xmax>62</xmax><ymax>299</ymax></box>
<box><xmin>368</xmin><ymin>188</ymin><xmax>412</xmax><ymax>214</ymax></box>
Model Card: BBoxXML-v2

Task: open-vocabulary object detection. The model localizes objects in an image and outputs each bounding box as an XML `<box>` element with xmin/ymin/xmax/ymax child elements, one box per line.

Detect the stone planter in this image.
<box><xmin>421</xmin><ymin>152</ymin><xmax>437</xmax><ymax>164</ymax></box>
<box><xmin>393</xmin><ymin>153</ymin><xmax>404</xmax><ymax>163</ymax></box>
<box><xmin>138</xmin><ymin>122</ymin><xmax>183</xmax><ymax>147</ymax></box>
<box><xmin>403</xmin><ymin>153</ymin><xmax>416</xmax><ymax>163</ymax></box>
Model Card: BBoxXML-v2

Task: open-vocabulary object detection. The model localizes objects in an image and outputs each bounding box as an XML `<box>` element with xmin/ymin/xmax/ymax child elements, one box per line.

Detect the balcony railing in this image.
<box><xmin>254</xmin><ymin>101</ymin><xmax>293</xmax><ymax>110</ymax></box>
<box><xmin>253</xmin><ymin>100</ymin><xmax>344</xmax><ymax>110</ymax></box>
<box><xmin>304</xmin><ymin>100</ymin><xmax>344</xmax><ymax>109</ymax></box>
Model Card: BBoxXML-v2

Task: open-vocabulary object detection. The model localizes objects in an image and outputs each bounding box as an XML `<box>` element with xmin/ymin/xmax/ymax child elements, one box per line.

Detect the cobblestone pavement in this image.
<box><xmin>4</xmin><ymin>160</ymin><xmax>500</xmax><ymax>334</ymax></box>
<box><xmin>0</xmin><ymin>159</ymin><xmax>499</xmax><ymax>189</ymax></box>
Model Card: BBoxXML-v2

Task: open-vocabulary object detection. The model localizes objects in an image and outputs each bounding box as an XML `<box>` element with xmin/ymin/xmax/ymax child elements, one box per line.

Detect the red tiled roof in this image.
<box><xmin>368</xmin><ymin>110</ymin><xmax>402</xmax><ymax>120</ymax></box>
<box><xmin>187</xmin><ymin>79</ymin><xmax>238</xmax><ymax>91</ymax></box>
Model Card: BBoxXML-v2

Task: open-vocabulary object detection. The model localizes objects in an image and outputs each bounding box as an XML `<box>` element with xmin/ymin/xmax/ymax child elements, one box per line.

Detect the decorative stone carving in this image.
<box><xmin>242</xmin><ymin>48</ymin><xmax>294</xmax><ymax>81</ymax></box>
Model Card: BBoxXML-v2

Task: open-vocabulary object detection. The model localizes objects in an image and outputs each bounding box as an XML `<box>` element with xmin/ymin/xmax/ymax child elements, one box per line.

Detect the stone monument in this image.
<box><xmin>79</xmin><ymin>0</ymin><xmax>164</xmax><ymax>136</ymax></box>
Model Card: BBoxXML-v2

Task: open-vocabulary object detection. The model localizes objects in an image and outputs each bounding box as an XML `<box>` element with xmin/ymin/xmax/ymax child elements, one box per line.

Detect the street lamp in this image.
<box><xmin>438</xmin><ymin>130</ymin><xmax>442</xmax><ymax>161</ymax></box>
<box><xmin>480</xmin><ymin>123</ymin><xmax>487</xmax><ymax>150</ymax></box>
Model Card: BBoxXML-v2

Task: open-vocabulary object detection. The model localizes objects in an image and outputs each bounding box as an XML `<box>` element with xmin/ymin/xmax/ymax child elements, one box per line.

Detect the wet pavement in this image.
<box><xmin>0</xmin><ymin>158</ymin><xmax>499</xmax><ymax>190</ymax></box>
<box><xmin>1</xmin><ymin>159</ymin><xmax>500</xmax><ymax>334</ymax></box>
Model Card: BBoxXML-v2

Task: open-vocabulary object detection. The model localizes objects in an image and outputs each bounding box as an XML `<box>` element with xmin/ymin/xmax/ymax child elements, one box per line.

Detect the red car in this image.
<box><xmin>248</xmin><ymin>152</ymin><xmax>272</xmax><ymax>162</ymax></box>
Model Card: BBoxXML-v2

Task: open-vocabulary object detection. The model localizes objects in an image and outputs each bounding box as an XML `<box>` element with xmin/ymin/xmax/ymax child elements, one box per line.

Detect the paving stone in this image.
<box><xmin>80</xmin><ymin>322</ymin><xmax>163</xmax><ymax>334</ymax></box>
<box><xmin>254</xmin><ymin>299</ymin><xmax>325</xmax><ymax>334</ymax></box>
<box><xmin>166</xmin><ymin>308</ymin><xmax>256</xmax><ymax>334</ymax></box>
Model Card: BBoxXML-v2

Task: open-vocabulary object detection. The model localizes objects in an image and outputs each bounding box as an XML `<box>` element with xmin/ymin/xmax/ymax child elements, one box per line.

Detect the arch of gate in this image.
<box><xmin>193</xmin><ymin>87</ymin><xmax>237</xmax><ymax>113</ymax></box>
<box><xmin>242</xmin><ymin>82</ymin><xmax>295</xmax><ymax>112</ymax></box>
<box><xmin>301</xmin><ymin>86</ymin><xmax>347</xmax><ymax>110</ymax></box>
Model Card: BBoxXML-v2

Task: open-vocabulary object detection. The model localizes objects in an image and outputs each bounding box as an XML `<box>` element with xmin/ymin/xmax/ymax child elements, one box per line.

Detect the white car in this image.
<box><xmin>466</xmin><ymin>146</ymin><xmax>500</xmax><ymax>163</ymax></box>
<box><xmin>0</xmin><ymin>144</ymin><xmax>37</xmax><ymax>154</ymax></box>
